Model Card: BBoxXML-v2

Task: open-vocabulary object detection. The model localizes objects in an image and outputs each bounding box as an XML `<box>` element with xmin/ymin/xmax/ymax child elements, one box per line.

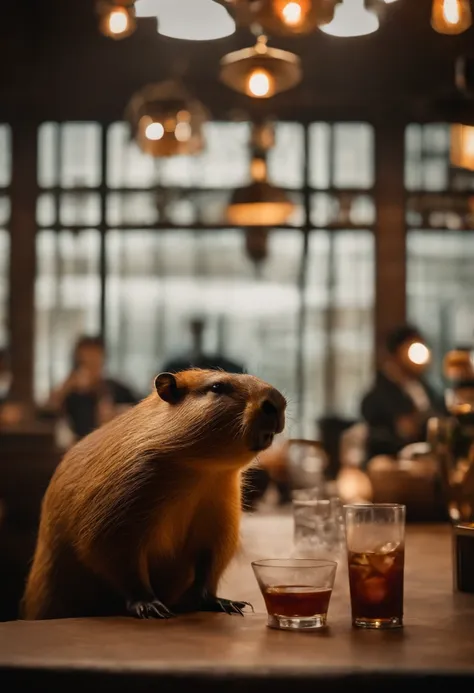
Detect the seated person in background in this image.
<box><xmin>44</xmin><ymin>335</ymin><xmax>139</xmax><ymax>441</ymax></box>
<box><xmin>360</xmin><ymin>324</ymin><xmax>445</xmax><ymax>465</ymax></box>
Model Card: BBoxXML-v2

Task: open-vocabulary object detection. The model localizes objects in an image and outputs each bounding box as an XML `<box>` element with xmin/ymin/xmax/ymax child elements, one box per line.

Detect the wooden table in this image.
<box><xmin>0</xmin><ymin>513</ymin><xmax>473</xmax><ymax>692</ymax></box>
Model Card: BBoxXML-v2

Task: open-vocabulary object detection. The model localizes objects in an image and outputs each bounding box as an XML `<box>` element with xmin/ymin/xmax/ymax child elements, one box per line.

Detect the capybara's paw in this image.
<box><xmin>201</xmin><ymin>597</ymin><xmax>253</xmax><ymax>616</ymax></box>
<box><xmin>127</xmin><ymin>599</ymin><xmax>174</xmax><ymax>619</ymax></box>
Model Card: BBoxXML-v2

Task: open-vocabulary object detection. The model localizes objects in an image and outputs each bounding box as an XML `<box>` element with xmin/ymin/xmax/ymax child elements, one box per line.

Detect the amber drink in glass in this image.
<box><xmin>344</xmin><ymin>503</ymin><xmax>405</xmax><ymax>629</ymax></box>
<box><xmin>251</xmin><ymin>558</ymin><xmax>337</xmax><ymax>630</ymax></box>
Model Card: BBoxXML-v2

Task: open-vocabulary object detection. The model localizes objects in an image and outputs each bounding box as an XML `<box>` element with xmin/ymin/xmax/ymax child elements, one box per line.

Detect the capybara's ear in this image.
<box><xmin>154</xmin><ymin>373</ymin><xmax>181</xmax><ymax>404</ymax></box>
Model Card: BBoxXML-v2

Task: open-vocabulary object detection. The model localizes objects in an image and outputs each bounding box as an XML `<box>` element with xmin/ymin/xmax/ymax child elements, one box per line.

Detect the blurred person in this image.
<box><xmin>360</xmin><ymin>324</ymin><xmax>445</xmax><ymax>465</ymax></box>
<box><xmin>44</xmin><ymin>335</ymin><xmax>139</xmax><ymax>441</ymax></box>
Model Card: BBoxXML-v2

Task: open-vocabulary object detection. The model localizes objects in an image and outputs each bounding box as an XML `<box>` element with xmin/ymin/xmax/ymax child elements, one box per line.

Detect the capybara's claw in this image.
<box><xmin>127</xmin><ymin>599</ymin><xmax>174</xmax><ymax>619</ymax></box>
<box><xmin>201</xmin><ymin>597</ymin><xmax>252</xmax><ymax>616</ymax></box>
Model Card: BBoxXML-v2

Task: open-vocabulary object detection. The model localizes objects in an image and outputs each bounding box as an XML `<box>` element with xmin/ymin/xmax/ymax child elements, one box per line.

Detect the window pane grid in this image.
<box><xmin>34</xmin><ymin>121</ymin><xmax>375</xmax><ymax>435</ymax></box>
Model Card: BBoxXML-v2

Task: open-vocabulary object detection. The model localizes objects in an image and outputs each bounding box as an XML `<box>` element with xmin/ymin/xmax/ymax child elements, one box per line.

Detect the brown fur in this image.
<box><xmin>22</xmin><ymin>369</ymin><xmax>286</xmax><ymax>620</ymax></box>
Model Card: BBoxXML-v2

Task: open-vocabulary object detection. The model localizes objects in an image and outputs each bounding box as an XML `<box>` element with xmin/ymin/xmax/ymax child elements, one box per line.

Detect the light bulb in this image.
<box><xmin>247</xmin><ymin>69</ymin><xmax>273</xmax><ymax>97</ymax></box>
<box><xmin>99</xmin><ymin>2</ymin><xmax>136</xmax><ymax>39</ymax></box>
<box><xmin>175</xmin><ymin>121</ymin><xmax>192</xmax><ymax>142</ymax></box>
<box><xmin>320</xmin><ymin>0</ymin><xmax>379</xmax><ymax>37</ymax></box>
<box><xmin>251</xmin><ymin>157</ymin><xmax>268</xmax><ymax>182</ymax></box>
<box><xmin>108</xmin><ymin>7</ymin><xmax>130</xmax><ymax>34</ymax></box>
<box><xmin>145</xmin><ymin>122</ymin><xmax>165</xmax><ymax>140</ymax></box>
<box><xmin>275</xmin><ymin>0</ymin><xmax>308</xmax><ymax>27</ymax></box>
<box><xmin>431</xmin><ymin>0</ymin><xmax>472</xmax><ymax>34</ymax></box>
<box><xmin>407</xmin><ymin>342</ymin><xmax>431</xmax><ymax>366</ymax></box>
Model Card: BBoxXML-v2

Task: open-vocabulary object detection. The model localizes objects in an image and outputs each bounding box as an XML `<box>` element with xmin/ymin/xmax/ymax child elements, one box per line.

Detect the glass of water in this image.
<box><xmin>292</xmin><ymin>497</ymin><xmax>345</xmax><ymax>561</ymax></box>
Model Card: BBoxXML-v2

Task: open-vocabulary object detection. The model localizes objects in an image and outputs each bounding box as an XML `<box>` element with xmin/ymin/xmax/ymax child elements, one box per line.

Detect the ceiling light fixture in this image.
<box><xmin>125</xmin><ymin>81</ymin><xmax>208</xmax><ymax>157</ymax></box>
<box><xmin>227</xmin><ymin>121</ymin><xmax>295</xmax><ymax>226</ymax></box>
<box><xmin>97</xmin><ymin>0</ymin><xmax>137</xmax><ymax>39</ymax></box>
<box><xmin>431</xmin><ymin>0</ymin><xmax>472</xmax><ymax>35</ymax></box>
<box><xmin>220</xmin><ymin>35</ymin><xmax>302</xmax><ymax>99</ymax></box>
<box><xmin>136</xmin><ymin>0</ymin><xmax>236</xmax><ymax>40</ymax></box>
<box><xmin>320</xmin><ymin>0</ymin><xmax>379</xmax><ymax>37</ymax></box>
<box><xmin>228</xmin><ymin>0</ymin><xmax>340</xmax><ymax>36</ymax></box>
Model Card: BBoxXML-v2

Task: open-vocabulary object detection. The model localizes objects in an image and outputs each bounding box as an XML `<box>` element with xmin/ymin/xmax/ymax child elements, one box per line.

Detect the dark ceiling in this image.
<box><xmin>1</xmin><ymin>0</ymin><xmax>474</xmax><ymax>123</ymax></box>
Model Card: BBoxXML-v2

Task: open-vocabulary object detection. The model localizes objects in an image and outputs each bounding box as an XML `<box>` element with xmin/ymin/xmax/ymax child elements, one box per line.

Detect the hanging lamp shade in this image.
<box><xmin>431</xmin><ymin>0</ymin><xmax>472</xmax><ymax>36</ymax></box>
<box><xmin>228</xmin><ymin>0</ymin><xmax>340</xmax><ymax>35</ymax></box>
<box><xmin>125</xmin><ymin>81</ymin><xmax>208</xmax><ymax>157</ymax></box>
<box><xmin>320</xmin><ymin>0</ymin><xmax>379</xmax><ymax>37</ymax></box>
<box><xmin>220</xmin><ymin>35</ymin><xmax>302</xmax><ymax>99</ymax></box>
<box><xmin>227</xmin><ymin>157</ymin><xmax>295</xmax><ymax>226</ymax></box>
<box><xmin>136</xmin><ymin>0</ymin><xmax>236</xmax><ymax>40</ymax></box>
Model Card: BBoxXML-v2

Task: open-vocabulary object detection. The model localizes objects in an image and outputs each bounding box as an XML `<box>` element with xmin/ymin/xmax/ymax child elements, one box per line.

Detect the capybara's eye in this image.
<box><xmin>210</xmin><ymin>382</ymin><xmax>229</xmax><ymax>395</ymax></box>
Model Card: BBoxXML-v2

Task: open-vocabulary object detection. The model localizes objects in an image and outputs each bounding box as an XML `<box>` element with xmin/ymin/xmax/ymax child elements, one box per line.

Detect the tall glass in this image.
<box><xmin>344</xmin><ymin>503</ymin><xmax>406</xmax><ymax>629</ymax></box>
<box><xmin>292</xmin><ymin>498</ymin><xmax>345</xmax><ymax>562</ymax></box>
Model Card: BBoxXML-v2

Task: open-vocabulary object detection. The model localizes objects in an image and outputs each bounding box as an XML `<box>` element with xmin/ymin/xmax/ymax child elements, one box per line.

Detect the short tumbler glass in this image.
<box><xmin>344</xmin><ymin>503</ymin><xmax>406</xmax><ymax>630</ymax></box>
<box><xmin>251</xmin><ymin>558</ymin><xmax>337</xmax><ymax>630</ymax></box>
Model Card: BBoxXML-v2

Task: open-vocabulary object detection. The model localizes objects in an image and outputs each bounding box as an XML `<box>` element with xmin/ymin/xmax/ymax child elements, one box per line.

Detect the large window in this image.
<box><xmin>36</xmin><ymin>124</ymin><xmax>102</xmax><ymax>399</ymax></box>
<box><xmin>406</xmin><ymin>123</ymin><xmax>474</xmax><ymax>379</ymax></box>
<box><xmin>36</xmin><ymin>121</ymin><xmax>375</xmax><ymax>437</ymax></box>
<box><xmin>0</xmin><ymin>125</ymin><xmax>11</xmax><ymax>347</ymax></box>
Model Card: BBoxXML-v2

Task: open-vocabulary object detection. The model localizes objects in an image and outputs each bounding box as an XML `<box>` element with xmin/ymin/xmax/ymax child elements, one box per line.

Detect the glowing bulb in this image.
<box><xmin>408</xmin><ymin>342</ymin><xmax>431</xmax><ymax>366</ymax></box>
<box><xmin>175</xmin><ymin>121</ymin><xmax>192</xmax><ymax>142</ymax></box>
<box><xmin>320</xmin><ymin>0</ymin><xmax>379</xmax><ymax>37</ymax></box>
<box><xmin>248</xmin><ymin>69</ymin><xmax>273</xmax><ymax>98</ymax></box>
<box><xmin>108</xmin><ymin>8</ymin><xmax>129</xmax><ymax>34</ymax></box>
<box><xmin>251</xmin><ymin>157</ymin><xmax>267</xmax><ymax>182</ymax></box>
<box><xmin>145</xmin><ymin>122</ymin><xmax>165</xmax><ymax>140</ymax></box>
<box><xmin>281</xmin><ymin>1</ymin><xmax>303</xmax><ymax>26</ymax></box>
<box><xmin>444</xmin><ymin>0</ymin><xmax>461</xmax><ymax>23</ymax></box>
<box><xmin>431</xmin><ymin>0</ymin><xmax>472</xmax><ymax>34</ymax></box>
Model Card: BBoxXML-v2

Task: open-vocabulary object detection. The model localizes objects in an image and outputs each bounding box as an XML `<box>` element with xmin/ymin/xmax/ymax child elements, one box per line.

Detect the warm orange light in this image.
<box><xmin>108</xmin><ymin>7</ymin><xmax>129</xmax><ymax>33</ymax></box>
<box><xmin>451</xmin><ymin>124</ymin><xmax>474</xmax><ymax>171</ymax></box>
<box><xmin>98</xmin><ymin>2</ymin><xmax>136</xmax><ymax>40</ymax></box>
<box><xmin>251</xmin><ymin>157</ymin><xmax>268</xmax><ymax>182</ymax></box>
<box><xmin>144</xmin><ymin>121</ymin><xmax>165</xmax><ymax>141</ymax></box>
<box><xmin>274</xmin><ymin>0</ymin><xmax>310</xmax><ymax>27</ymax></box>
<box><xmin>431</xmin><ymin>0</ymin><xmax>472</xmax><ymax>35</ymax></box>
<box><xmin>407</xmin><ymin>342</ymin><xmax>431</xmax><ymax>366</ymax></box>
<box><xmin>247</xmin><ymin>68</ymin><xmax>274</xmax><ymax>97</ymax></box>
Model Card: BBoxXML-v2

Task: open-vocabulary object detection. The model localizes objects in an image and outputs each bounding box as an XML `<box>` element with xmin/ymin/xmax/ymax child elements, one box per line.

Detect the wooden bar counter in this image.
<box><xmin>0</xmin><ymin>513</ymin><xmax>473</xmax><ymax>691</ymax></box>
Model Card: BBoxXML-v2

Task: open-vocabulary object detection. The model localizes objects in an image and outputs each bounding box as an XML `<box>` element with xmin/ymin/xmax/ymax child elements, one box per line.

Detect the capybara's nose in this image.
<box><xmin>260</xmin><ymin>388</ymin><xmax>286</xmax><ymax>434</ymax></box>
